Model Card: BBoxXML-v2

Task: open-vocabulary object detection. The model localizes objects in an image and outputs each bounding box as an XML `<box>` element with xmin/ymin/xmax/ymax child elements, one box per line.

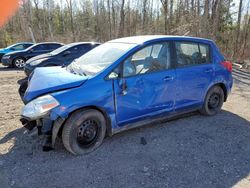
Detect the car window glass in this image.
<box><xmin>123</xmin><ymin>42</ymin><xmax>171</xmax><ymax>77</ymax></box>
<box><xmin>47</xmin><ymin>44</ymin><xmax>61</xmax><ymax>50</ymax></box>
<box><xmin>175</xmin><ymin>42</ymin><xmax>209</xmax><ymax>66</ymax></box>
<box><xmin>12</xmin><ymin>44</ymin><xmax>24</xmax><ymax>50</ymax></box>
<box><xmin>24</xmin><ymin>44</ymin><xmax>32</xmax><ymax>48</ymax></box>
<box><xmin>199</xmin><ymin>44</ymin><xmax>210</xmax><ymax>63</ymax></box>
<box><xmin>32</xmin><ymin>44</ymin><xmax>45</xmax><ymax>51</ymax></box>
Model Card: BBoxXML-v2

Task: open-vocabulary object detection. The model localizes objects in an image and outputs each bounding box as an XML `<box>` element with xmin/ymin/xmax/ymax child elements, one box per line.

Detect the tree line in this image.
<box><xmin>0</xmin><ymin>0</ymin><xmax>249</xmax><ymax>61</ymax></box>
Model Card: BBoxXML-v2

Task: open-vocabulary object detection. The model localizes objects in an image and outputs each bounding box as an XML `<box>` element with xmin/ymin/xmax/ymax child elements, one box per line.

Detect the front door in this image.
<box><xmin>113</xmin><ymin>42</ymin><xmax>177</xmax><ymax>126</ymax></box>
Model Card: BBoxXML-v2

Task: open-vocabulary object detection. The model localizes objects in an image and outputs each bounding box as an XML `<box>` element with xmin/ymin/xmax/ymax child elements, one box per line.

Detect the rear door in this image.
<box><xmin>174</xmin><ymin>41</ymin><xmax>214</xmax><ymax>111</ymax></box>
<box><xmin>113</xmin><ymin>42</ymin><xmax>177</xmax><ymax>126</ymax></box>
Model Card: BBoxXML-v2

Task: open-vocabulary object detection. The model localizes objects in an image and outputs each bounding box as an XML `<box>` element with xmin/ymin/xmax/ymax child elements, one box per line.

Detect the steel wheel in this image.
<box><xmin>77</xmin><ymin>119</ymin><xmax>99</xmax><ymax>148</ymax></box>
<box><xmin>208</xmin><ymin>93</ymin><xmax>221</xmax><ymax>110</ymax></box>
<box><xmin>62</xmin><ymin>109</ymin><xmax>106</xmax><ymax>155</ymax></box>
<box><xmin>200</xmin><ymin>86</ymin><xmax>224</xmax><ymax>116</ymax></box>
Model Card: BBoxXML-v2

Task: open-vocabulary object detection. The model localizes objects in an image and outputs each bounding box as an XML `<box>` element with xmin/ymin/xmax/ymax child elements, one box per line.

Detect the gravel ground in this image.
<box><xmin>0</xmin><ymin>65</ymin><xmax>249</xmax><ymax>188</ymax></box>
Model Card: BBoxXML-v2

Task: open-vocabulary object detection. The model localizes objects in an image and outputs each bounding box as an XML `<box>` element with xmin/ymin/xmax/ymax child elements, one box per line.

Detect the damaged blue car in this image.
<box><xmin>20</xmin><ymin>36</ymin><xmax>233</xmax><ymax>155</ymax></box>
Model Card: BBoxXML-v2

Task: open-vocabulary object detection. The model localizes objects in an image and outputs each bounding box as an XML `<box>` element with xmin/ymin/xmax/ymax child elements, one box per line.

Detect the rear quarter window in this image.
<box><xmin>175</xmin><ymin>41</ymin><xmax>210</xmax><ymax>67</ymax></box>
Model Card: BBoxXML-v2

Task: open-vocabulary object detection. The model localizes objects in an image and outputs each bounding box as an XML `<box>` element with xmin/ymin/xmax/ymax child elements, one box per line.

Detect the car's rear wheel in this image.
<box><xmin>62</xmin><ymin>109</ymin><xmax>106</xmax><ymax>155</ymax></box>
<box><xmin>13</xmin><ymin>57</ymin><xmax>26</xmax><ymax>68</ymax></box>
<box><xmin>200</xmin><ymin>86</ymin><xmax>224</xmax><ymax>116</ymax></box>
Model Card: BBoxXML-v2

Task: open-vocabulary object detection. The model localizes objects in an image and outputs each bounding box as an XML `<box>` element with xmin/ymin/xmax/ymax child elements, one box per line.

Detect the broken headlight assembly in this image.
<box><xmin>21</xmin><ymin>94</ymin><xmax>59</xmax><ymax>120</ymax></box>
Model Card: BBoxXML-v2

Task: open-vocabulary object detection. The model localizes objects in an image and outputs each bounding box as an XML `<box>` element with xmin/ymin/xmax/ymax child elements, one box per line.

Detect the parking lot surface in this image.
<box><xmin>0</xmin><ymin>65</ymin><xmax>249</xmax><ymax>188</ymax></box>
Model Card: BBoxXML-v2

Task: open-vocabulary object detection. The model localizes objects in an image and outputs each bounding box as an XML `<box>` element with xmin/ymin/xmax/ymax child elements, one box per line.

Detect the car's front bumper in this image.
<box><xmin>1</xmin><ymin>57</ymin><xmax>12</xmax><ymax>66</ymax></box>
<box><xmin>20</xmin><ymin>116</ymin><xmax>65</xmax><ymax>150</ymax></box>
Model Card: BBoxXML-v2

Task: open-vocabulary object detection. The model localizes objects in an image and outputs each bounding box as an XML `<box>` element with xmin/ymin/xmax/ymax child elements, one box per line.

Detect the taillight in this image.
<box><xmin>221</xmin><ymin>61</ymin><xmax>232</xmax><ymax>72</ymax></box>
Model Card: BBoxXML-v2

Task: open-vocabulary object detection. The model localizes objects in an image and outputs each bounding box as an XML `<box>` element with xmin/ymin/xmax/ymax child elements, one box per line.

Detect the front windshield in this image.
<box><xmin>50</xmin><ymin>44</ymin><xmax>71</xmax><ymax>55</ymax></box>
<box><xmin>67</xmin><ymin>42</ymin><xmax>136</xmax><ymax>76</ymax></box>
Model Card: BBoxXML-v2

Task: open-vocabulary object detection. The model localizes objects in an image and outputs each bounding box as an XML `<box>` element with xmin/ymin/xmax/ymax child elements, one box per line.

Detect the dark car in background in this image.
<box><xmin>24</xmin><ymin>42</ymin><xmax>100</xmax><ymax>76</ymax></box>
<box><xmin>1</xmin><ymin>42</ymin><xmax>63</xmax><ymax>68</ymax></box>
<box><xmin>0</xmin><ymin>42</ymin><xmax>34</xmax><ymax>60</ymax></box>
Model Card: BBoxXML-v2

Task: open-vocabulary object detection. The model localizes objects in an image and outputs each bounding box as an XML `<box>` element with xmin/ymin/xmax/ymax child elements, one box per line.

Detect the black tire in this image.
<box><xmin>200</xmin><ymin>86</ymin><xmax>224</xmax><ymax>116</ymax></box>
<box><xmin>13</xmin><ymin>57</ymin><xmax>26</xmax><ymax>69</ymax></box>
<box><xmin>62</xmin><ymin>109</ymin><xmax>106</xmax><ymax>155</ymax></box>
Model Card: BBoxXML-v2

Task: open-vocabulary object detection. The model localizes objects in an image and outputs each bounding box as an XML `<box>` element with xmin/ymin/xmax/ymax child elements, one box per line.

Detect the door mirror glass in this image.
<box><xmin>108</xmin><ymin>71</ymin><xmax>119</xmax><ymax>79</ymax></box>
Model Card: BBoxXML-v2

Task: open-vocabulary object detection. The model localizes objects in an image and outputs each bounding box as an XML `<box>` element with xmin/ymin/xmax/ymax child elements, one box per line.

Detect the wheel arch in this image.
<box><xmin>207</xmin><ymin>82</ymin><xmax>228</xmax><ymax>102</ymax></box>
<box><xmin>57</xmin><ymin>105</ymin><xmax>112</xmax><ymax>138</ymax></box>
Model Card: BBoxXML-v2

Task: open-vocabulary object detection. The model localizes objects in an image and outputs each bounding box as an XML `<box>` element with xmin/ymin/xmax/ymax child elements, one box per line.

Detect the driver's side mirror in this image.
<box><xmin>9</xmin><ymin>47</ymin><xmax>15</xmax><ymax>51</ymax></box>
<box><xmin>108</xmin><ymin>72</ymin><xmax>119</xmax><ymax>79</ymax></box>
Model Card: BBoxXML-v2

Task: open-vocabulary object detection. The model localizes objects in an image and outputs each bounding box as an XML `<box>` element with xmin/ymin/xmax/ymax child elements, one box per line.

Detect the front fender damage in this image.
<box><xmin>52</xmin><ymin>117</ymin><xmax>65</xmax><ymax>148</ymax></box>
<box><xmin>20</xmin><ymin>116</ymin><xmax>65</xmax><ymax>151</ymax></box>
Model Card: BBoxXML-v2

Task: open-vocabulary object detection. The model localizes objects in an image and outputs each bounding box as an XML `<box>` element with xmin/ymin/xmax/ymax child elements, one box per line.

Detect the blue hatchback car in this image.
<box><xmin>20</xmin><ymin>36</ymin><xmax>233</xmax><ymax>155</ymax></box>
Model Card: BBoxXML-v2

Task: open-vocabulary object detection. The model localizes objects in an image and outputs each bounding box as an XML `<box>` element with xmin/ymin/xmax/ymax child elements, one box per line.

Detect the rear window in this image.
<box><xmin>175</xmin><ymin>42</ymin><xmax>210</xmax><ymax>67</ymax></box>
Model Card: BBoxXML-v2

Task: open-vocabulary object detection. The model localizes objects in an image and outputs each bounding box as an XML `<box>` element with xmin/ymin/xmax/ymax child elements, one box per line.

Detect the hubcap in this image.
<box><xmin>15</xmin><ymin>59</ymin><xmax>25</xmax><ymax>68</ymax></box>
<box><xmin>77</xmin><ymin>119</ymin><xmax>99</xmax><ymax>148</ymax></box>
<box><xmin>208</xmin><ymin>93</ymin><xmax>220</xmax><ymax>110</ymax></box>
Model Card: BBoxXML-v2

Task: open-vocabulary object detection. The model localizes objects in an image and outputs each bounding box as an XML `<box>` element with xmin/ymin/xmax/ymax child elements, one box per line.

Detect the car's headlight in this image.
<box><xmin>30</xmin><ymin>58</ymin><xmax>48</xmax><ymax>66</ymax></box>
<box><xmin>21</xmin><ymin>95</ymin><xmax>59</xmax><ymax>120</ymax></box>
<box><xmin>3</xmin><ymin>55</ymin><xmax>10</xmax><ymax>59</ymax></box>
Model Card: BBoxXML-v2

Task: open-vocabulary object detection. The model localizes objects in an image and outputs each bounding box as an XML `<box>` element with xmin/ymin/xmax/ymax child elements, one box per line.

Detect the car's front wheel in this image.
<box><xmin>13</xmin><ymin>57</ymin><xmax>26</xmax><ymax>68</ymax></box>
<box><xmin>200</xmin><ymin>86</ymin><xmax>224</xmax><ymax>116</ymax></box>
<box><xmin>62</xmin><ymin>109</ymin><xmax>106</xmax><ymax>155</ymax></box>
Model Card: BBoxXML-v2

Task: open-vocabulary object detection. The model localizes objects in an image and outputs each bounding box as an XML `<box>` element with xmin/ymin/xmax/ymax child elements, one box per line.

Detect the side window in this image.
<box><xmin>24</xmin><ymin>44</ymin><xmax>32</xmax><ymax>48</ymax></box>
<box><xmin>12</xmin><ymin>44</ymin><xmax>24</xmax><ymax>50</ymax></box>
<box><xmin>67</xmin><ymin>46</ymin><xmax>79</xmax><ymax>54</ymax></box>
<box><xmin>123</xmin><ymin>42</ymin><xmax>171</xmax><ymax>77</ymax></box>
<box><xmin>199</xmin><ymin>44</ymin><xmax>210</xmax><ymax>64</ymax></box>
<box><xmin>32</xmin><ymin>45</ymin><xmax>45</xmax><ymax>51</ymax></box>
<box><xmin>78</xmin><ymin>45</ymin><xmax>92</xmax><ymax>53</ymax></box>
<box><xmin>175</xmin><ymin>42</ymin><xmax>210</xmax><ymax>67</ymax></box>
<box><xmin>47</xmin><ymin>44</ymin><xmax>61</xmax><ymax>50</ymax></box>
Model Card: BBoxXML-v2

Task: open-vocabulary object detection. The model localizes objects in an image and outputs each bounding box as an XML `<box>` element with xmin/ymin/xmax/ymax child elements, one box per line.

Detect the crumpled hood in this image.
<box><xmin>26</xmin><ymin>53</ymin><xmax>52</xmax><ymax>64</ymax></box>
<box><xmin>23</xmin><ymin>67</ymin><xmax>88</xmax><ymax>103</ymax></box>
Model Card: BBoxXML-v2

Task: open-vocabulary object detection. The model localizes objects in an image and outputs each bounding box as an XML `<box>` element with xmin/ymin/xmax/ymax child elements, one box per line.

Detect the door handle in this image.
<box><xmin>205</xmin><ymin>69</ymin><xmax>213</xmax><ymax>73</ymax></box>
<box><xmin>163</xmin><ymin>76</ymin><xmax>174</xmax><ymax>81</ymax></box>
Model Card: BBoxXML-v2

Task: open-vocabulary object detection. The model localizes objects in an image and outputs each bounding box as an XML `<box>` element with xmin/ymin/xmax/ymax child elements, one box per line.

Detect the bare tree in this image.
<box><xmin>118</xmin><ymin>0</ymin><xmax>125</xmax><ymax>37</ymax></box>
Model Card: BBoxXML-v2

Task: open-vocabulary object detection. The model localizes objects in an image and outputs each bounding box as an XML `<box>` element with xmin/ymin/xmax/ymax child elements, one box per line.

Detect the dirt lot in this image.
<box><xmin>0</xmin><ymin>65</ymin><xmax>249</xmax><ymax>188</ymax></box>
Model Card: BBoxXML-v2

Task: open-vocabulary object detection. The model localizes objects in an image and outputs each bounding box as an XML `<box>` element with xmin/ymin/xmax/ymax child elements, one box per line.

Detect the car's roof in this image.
<box><xmin>69</xmin><ymin>42</ymin><xmax>101</xmax><ymax>46</ymax></box>
<box><xmin>108</xmin><ymin>35</ymin><xmax>213</xmax><ymax>44</ymax></box>
<box><xmin>15</xmin><ymin>42</ymin><xmax>34</xmax><ymax>44</ymax></box>
<box><xmin>36</xmin><ymin>42</ymin><xmax>64</xmax><ymax>45</ymax></box>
